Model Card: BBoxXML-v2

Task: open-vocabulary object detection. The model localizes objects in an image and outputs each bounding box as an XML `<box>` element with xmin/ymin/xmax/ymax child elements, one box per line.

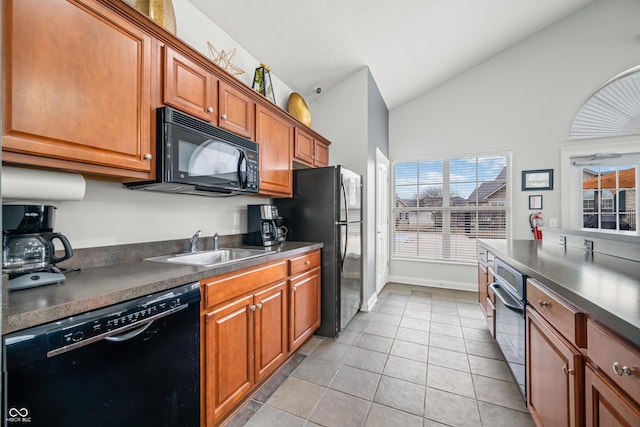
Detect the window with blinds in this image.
<box><xmin>393</xmin><ymin>155</ymin><xmax>509</xmax><ymax>262</ymax></box>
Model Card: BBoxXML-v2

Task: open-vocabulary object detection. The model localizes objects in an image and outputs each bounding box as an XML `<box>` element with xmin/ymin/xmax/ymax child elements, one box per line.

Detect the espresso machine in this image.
<box><xmin>247</xmin><ymin>204</ymin><xmax>287</xmax><ymax>246</ymax></box>
<box><xmin>3</xmin><ymin>204</ymin><xmax>73</xmax><ymax>290</ymax></box>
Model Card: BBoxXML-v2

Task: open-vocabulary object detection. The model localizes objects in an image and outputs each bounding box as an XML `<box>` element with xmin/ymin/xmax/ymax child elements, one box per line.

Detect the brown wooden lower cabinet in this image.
<box><xmin>201</xmin><ymin>250</ymin><xmax>321</xmax><ymax>426</ymax></box>
<box><xmin>254</xmin><ymin>282</ymin><xmax>288</xmax><ymax>383</ymax></box>
<box><xmin>204</xmin><ymin>294</ymin><xmax>254</xmax><ymax>425</ymax></box>
<box><xmin>289</xmin><ymin>267</ymin><xmax>321</xmax><ymax>352</ymax></box>
<box><xmin>585</xmin><ymin>362</ymin><xmax>640</xmax><ymax>426</ymax></box>
<box><xmin>526</xmin><ymin>307</ymin><xmax>583</xmax><ymax>427</ymax></box>
<box><xmin>477</xmin><ymin>262</ymin><xmax>488</xmax><ymax>317</ymax></box>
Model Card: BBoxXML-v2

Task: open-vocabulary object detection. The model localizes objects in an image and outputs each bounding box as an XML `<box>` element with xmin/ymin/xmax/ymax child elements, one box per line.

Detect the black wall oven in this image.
<box><xmin>127</xmin><ymin>107</ymin><xmax>259</xmax><ymax>196</ymax></box>
<box><xmin>489</xmin><ymin>257</ymin><xmax>527</xmax><ymax>400</ymax></box>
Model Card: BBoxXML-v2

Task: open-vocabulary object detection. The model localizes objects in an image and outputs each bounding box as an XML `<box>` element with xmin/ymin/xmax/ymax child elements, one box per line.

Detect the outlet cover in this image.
<box><xmin>584</xmin><ymin>239</ymin><xmax>594</xmax><ymax>251</ymax></box>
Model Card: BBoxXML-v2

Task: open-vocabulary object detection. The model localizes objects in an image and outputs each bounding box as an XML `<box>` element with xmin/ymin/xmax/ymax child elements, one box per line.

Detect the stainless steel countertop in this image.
<box><xmin>479</xmin><ymin>239</ymin><xmax>640</xmax><ymax>347</ymax></box>
<box><xmin>5</xmin><ymin>242</ymin><xmax>323</xmax><ymax>334</ymax></box>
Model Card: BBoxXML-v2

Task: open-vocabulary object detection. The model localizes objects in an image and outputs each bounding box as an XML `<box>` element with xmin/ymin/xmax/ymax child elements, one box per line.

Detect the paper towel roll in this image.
<box><xmin>2</xmin><ymin>166</ymin><xmax>86</xmax><ymax>201</ymax></box>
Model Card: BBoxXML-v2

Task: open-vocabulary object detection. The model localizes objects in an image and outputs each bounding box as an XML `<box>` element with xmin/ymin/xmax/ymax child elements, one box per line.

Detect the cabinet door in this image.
<box><xmin>3</xmin><ymin>0</ymin><xmax>153</xmax><ymax>177</ymax></box>
<box><xmin>478</xmin><ymin>263</ymin><xmax>488</xmax><ymax>317</ymax></box>
<box><xmin>204</xmin><ymin>294</ymin><xmax>254</xmax><ymax>426</ymax></box>
<box><xmin>163</xmin><ymin>46</ymin><xmax>217</xmax><ymax>123</ymax></box>
<box><xmin>254</xmin><ymin>282</ymin><xmax>288</xmax><ymax>383</ymax></box>
<box><xmin>314</xmin><ymin>141</ymin><xmax>329</xmax><ymax>167</ymax></box>
<box><xmin>585</xmin><ymin>363</ymin><xmax>640</xmax><ymax>427</ymax></box>
<box><xmin>293</xmin><ymin>127</ymin><xmax>315</xmax><ymax>166</ymax></box>
<box><xmin>289</xmin><ymin>267</ymin><xmax>321</xmax><ymax>352</ymax></box>
<box><xmin>527</xmin><ymin>307</ymin><xmax>583</xmax><ymax>427</ymax></box>
<box><xmin>256</xmin><ymin>105</ymin><xmax>293</xmax><ymax>197</ymax></box>
<box><xmin>219</xmin><ymin>81</ymin><xmax>255</xmax><ymax>139</ymax></box>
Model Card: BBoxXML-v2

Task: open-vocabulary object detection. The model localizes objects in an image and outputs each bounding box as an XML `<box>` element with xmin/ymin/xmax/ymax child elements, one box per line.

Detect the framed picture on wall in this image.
<box><xmin>522</xmin><ymin>169</ymin><xmax>553</xmax><ymax>191</ymax></box>
<box><xmin>529</xmin><ymin>195</ymin><xmax>543</xmax><ymax>210</ymax></box>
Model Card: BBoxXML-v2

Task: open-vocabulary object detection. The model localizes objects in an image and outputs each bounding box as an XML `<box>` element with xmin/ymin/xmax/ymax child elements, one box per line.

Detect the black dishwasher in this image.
<box><xmin>2</xmin><ymin>282</ymin><xmax>201</xmax><ymax>427</ymax></box>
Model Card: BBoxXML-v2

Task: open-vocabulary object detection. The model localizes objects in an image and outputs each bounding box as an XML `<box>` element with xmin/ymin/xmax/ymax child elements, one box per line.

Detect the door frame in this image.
<box><xmin>375</xmin><ymin>148</ymin><xmax>390</xmax><ymax>295</ymax></box>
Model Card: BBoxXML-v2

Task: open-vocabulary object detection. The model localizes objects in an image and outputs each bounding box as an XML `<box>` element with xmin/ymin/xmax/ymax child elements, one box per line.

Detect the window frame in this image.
<box><xmin>392</xmin><ymin>152</ymin><xmax>511</xmax><ymax>264</ymax></box>
<box><xmin>560</xmin><ymin>142</ymin><xmax>640</xmax><ymax>235</ymax></box>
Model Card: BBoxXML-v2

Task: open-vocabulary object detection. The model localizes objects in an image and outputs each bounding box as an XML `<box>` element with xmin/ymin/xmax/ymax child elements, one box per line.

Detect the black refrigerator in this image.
<box><xmin>275</xmin><ymin>166</ymin><xmax>363</xmax><ymax>338</ymax></box>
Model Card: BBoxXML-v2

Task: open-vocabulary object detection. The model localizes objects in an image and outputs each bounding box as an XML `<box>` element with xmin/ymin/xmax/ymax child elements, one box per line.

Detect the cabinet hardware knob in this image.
<box><xmin>538</xmin><ymin>300</ymin><xmax>550</xmax><ymax>308</ymax></box>
<box><xmin>292</xmin><ymin>287</ymin><xmax>296</xmax><ymax>292</ymax></box>
<box><xmin>207</xmin><ymin>107</ymin><xmax>214</xmax><ymax>113</ymax></box>
<box><xmin>250</xmin><ymin>305</ymin><xmax>256</xmax><ymax>312</ymax></box>
<box><xmin>221</xmin><ymin>114</ymin><xmax>228</xmax><ymax>120</ymax></box>
<box><xmin>613</xmin><ymin>362</ymin><xmax>632</xmax><ymax>376</ymax></box>
<box><xmin>562</xmin><ymin>365</ymin><xmax>575</xmax><ymax>376</ymax></box>
<box><xmin>144</xmin><ymin>153</ymin><xmax>152</xmax><ymax>160</ymax></box>
<box><xmin>305</xmin><ymin>260</ymin><xmax>310</xmax><ymax>265</ymax></box>
<box><xmin>256</xmin><ymin>303</ymin><xmax>262</xmax><ymax>309</ymax></box>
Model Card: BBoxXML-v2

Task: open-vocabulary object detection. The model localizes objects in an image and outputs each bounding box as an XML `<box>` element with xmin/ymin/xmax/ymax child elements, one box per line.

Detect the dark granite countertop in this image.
<box><xmin>5</xmin><ymin>241</ymin><xmax>323</xmax><ymax>334</ymax></box>
<box><xmin>479</xmin><ymin>239</ymin><xmax>640</xmax><ymax>347</ymax></box>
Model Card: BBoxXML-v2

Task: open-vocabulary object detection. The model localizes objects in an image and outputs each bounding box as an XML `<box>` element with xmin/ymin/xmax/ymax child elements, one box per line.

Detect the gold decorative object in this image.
<box><xmin>207</xmin><ymin>42</ymin><xmax>244</xmax><ymax>76</ymax></box>
<box><xmin>134</xmin><ymin>0</ymin><xmax>177</xmax><ymax>35</ymax></box>
<box><xmin>288</xmin><ymin>92</ymin><xmax>311</xmax><ymax>127</ymax></box>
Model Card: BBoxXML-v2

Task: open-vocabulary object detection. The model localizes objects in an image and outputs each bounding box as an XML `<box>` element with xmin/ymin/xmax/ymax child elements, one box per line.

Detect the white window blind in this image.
<box><xmin>393</xmin><ymin>155</ymin><xmax>509</xmax><ymax>262</ymax></box>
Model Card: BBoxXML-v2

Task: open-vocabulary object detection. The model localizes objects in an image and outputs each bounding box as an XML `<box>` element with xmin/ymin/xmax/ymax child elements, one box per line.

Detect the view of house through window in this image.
<box><xmin>581</xmin><ymin>165</ymin><xmax>637</xmax><ymax>231</ymax></box>
<box><xmin>393</xmin><ymin>154</ymin><xmax>509</xmax><ymax>262</ymax></box>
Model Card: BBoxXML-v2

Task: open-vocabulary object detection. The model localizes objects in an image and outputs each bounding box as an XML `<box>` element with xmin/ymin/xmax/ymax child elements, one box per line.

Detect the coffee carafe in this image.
<box><xmin>3</xmin><ymin>204</ymin><xmax>73</xmax><ymax>290</ymax></box>
<box><xmin>247</xmin><ymin>204</ymin><xmax>287</xmax><ymax>246</ymax></box>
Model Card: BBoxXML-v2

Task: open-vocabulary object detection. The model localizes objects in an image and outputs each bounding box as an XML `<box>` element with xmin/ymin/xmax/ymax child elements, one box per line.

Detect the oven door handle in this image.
<box><xmin>489</xmin><ymin>282</ymin><xmax>524</xmax><ymax>314</ymax></box>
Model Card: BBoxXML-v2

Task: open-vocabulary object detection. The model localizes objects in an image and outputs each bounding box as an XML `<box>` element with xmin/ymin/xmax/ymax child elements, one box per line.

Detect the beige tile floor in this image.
<box><xmin>223</xmin><ymin>283</ymin><xmax>536</xmax><ymax>427</ymax></box>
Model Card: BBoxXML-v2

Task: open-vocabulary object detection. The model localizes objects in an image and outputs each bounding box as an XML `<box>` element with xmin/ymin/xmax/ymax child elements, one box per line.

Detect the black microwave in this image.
<box><xmin>127</xmin><ymin>107</ymin><xmax>259</xmax><ymax>196</ymax></box>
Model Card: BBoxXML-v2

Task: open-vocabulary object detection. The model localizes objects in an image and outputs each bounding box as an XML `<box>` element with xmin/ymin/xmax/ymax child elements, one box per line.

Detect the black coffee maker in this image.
<box><xmin>247</xmin><ymin>204</ymin><xmax>287</xmax><ymax>246</ymax></box>
<box><xmin>3</xmin><ymin>204</ymin><xmax>73</xmax><ymax>290</ymax></box>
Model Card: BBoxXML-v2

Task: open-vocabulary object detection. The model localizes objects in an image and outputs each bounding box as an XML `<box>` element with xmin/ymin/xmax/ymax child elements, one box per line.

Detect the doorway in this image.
<box><xmin>375</xmin><ymin>148</ymin><xmax>390</xmax><ymax>294</ymax></box>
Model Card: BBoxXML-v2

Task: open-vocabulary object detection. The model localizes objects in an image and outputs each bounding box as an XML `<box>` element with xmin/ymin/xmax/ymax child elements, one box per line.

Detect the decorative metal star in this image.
<box><xmin>207</xmin><ymin>42</ymin><xmax>244</xmax><ymax>76</ymax></box>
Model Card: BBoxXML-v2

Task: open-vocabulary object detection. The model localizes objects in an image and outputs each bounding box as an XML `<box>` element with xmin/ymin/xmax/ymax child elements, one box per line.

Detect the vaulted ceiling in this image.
<box><xmin>188</xmin><ymin>0</ymin><xmax>595</xmax><ymax>109</ymax></box>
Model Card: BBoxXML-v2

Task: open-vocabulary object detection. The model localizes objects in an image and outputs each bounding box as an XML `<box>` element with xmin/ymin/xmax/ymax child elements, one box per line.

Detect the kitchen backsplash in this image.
<box><xmin>56</xmin><ymin>233</ymin><xmax>245</xmax><ymax>270</ymax></box>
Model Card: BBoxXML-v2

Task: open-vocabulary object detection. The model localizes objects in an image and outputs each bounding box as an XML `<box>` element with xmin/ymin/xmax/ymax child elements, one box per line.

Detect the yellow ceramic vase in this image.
<box><xmin>134</xmin><ymin>0</ymin><xmax>177</xmax><ymax>35</ymax></box>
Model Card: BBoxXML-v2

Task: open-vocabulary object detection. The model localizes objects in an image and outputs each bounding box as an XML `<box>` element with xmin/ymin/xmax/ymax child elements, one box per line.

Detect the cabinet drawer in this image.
<box><xmin>203</xmin><ymin>261</ymin><xmax>287</xmax><ymax>309</ymax></box>
<box><xmin>289</xmin><ymin>250</ymin><xmax>321</xmax><ymax>276</ymax></box>
<box><xmin>587</xmin><ymin>319</ymin><xmax>640</xmax><ymax>404</ymax></box>
<box><xmin>526</xmin><ymin>278</ymin><xmax>586</xmax><ymax>348</ymax></box>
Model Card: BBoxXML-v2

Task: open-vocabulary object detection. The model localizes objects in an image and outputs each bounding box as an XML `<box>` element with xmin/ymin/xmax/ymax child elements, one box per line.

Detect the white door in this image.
<box><xmin>375</xmin><ymin>149</ymin><xmax>390</xmax><ymax>294</ymax></box>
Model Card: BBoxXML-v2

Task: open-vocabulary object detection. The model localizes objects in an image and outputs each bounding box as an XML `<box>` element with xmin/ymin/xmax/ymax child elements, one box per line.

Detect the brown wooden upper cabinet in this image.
<box><xmin>293</xmin><ymin>127</ymin><xmax>329</xmax><ymax>168</ymax></box>
<box><xmin>163</xmin><ymin>46</ymin><xmax>218</xmax><ymax>124</ymax></box>
<box><xmin>219</xmin><ymin>82</ymin><xmax>255</xmax><ymax>140</ymax></box>
<box><xmin>256</xmin><ymin>105</ymin><xmax>293</xmax><ymax>197</ymax></box>
<box><xmin>2</xmin><ymin>0</ymin><xmax>154</xmax><ymax>178</ymax></box>
<box><xmin>163</xmin><ymin>47</ymin><xmax>255</xmax><ymax>140</ymax></box>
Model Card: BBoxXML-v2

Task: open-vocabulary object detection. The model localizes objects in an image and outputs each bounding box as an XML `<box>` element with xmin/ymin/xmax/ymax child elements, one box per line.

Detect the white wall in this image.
<box><xmin>310</xmin><ymin>68</ymin><xmax>369</xmax><ymax>174</ymax></box>
<box><xmin>18</xmin><ymin>0</ymin><xmax>296</xmax><ymax>249</ymax></box>
<box><xmin>170</xmin><ymin>0</ymin><xmax>294</xmax><ymax>109</ymax></box>
<box><xmin>310</xmin><ymin>67</ymin><xmax>390</xmax><ymax>308</ymax></box>
<box><xmin>389</xmin><ymin>0</ymin><xmax>640</xmax><ymax>290</ymax></box>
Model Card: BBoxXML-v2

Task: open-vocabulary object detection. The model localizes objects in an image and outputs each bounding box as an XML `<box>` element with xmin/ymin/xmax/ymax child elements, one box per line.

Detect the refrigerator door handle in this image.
<box><xmin>341</xmin><ymin>176</ymin><xmax>349</xmax><ymax>223</ymax></box>
<box><xmin>339</xmin><ymin>223</ymin><xmax>347</xmax><ymax>272</ymax></box>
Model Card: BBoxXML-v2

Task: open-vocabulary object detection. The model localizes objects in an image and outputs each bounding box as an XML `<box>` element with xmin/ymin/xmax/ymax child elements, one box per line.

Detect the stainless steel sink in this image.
<box><xmin>145</xmin><ymin>248</ymin><xmax>269</xmax><ymax>267</ymax></box>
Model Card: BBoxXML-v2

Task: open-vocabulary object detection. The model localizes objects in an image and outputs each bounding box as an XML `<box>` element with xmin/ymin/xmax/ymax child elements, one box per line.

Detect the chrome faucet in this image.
<box><xmin>189</xmin><ymin>230</ymin><xmax>201</xmax><ymax>253</ymax></box>
<box><xmin>213</xmin><ymin>233</ymin><xmax>220</xmax><ymax>251</ymax></box>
